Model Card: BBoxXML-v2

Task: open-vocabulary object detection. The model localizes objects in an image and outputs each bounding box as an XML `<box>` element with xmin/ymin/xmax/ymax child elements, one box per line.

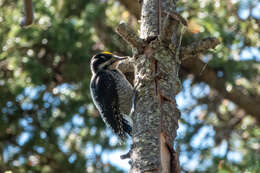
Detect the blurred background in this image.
<box><xmin>0</xmin><ymin>0</ymin><xmax>259</xmax><ymax>172</ymax></box>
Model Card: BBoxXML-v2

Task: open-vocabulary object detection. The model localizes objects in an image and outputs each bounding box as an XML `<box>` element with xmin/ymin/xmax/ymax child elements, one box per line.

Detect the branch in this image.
<box><xmin>167</xmin><ymin>11</ymin><xmax>187</xmax><ymax>26</ymax></box>
<box><xmin>181</xmin><ymin>57</ymin><xmax>260</xmax><ymax>123</ymax></box>
<box><xmin>181</xmin><ymin>37</ymin><xmax>220</xmax><ymax>60</ymax></box>
<box><xmin>117</xmin><ymin>0</ymin><xmax>141</xmax><ymax>19</ymax></box>
<box><xmin>20</xmin><ymin>0</ymin><xmax>34</xmax><ymax>26</ymax></box>
<box><xmin>116</xmin><ymin>22</ymin><xmax>145</xmax><ymax>52</ymax></box>
<box><xmin>180</xmin><ymin>37</ymin><xmax>260</xmax><ymax>122</ymax></box>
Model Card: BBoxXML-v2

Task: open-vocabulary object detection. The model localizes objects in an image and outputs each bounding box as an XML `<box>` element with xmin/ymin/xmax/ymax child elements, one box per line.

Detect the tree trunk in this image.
<box><xmin>116</xmin><ymin>0</ymin><xmax>219</xmax><ymax>172</ymax></box>
<box><xmin>132</xmin><ymin>41</ymin><xmax>181</xmax><ymax>173</ymax></box>
<box><xmin>117</xmin><ymin>0</ymin><xmax>181</xmax><ymax>172</ymax></box>
<box><xmin>131</xmin><ymin>0</ymin><xmax>181</xmax><ymax>172</ymax></box>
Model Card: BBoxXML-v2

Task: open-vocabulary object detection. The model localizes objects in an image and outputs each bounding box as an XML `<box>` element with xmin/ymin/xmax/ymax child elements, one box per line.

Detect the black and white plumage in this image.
<box><xmin>90</xmin><ymin>52</ymin><xmax>134</xmax><ymax>140</ymax></box>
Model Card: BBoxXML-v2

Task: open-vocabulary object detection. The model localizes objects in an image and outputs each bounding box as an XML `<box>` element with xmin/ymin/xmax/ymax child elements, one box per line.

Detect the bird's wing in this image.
<box><xmin>90</xmin><ymin>71</ymin><xmax>127</xmax><ymax>139</ymax></box>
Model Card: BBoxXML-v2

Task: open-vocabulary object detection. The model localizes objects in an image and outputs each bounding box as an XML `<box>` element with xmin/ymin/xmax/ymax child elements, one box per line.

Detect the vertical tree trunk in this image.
<box><xmin>116</xmin><ymin>0</ymin><xmax>194</xmax><ymax>172</ymax></box>
<box><xmin>132</xmin><ymin>45</ymin><xmax>181</xmax><ymax>173</ymax></box>
<box><xmin>116</xmin><ymin>1</ymin><xmax>219</xmax><ymax>171</ymax></box>
<box><xmin>130</xmin><ymin>0</ymin><xmax>181</xmax><ymax>172</ymax></box>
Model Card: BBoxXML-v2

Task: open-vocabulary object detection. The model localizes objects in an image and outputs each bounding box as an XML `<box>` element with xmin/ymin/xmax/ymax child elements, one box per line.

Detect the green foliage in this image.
<box><xmin>0</xmin><ymin>0</ymin><xmax>259</xmax><ymax>172</ymax></box>
<box><xmin>0</xmin><ymin>0</ymin><xmax>127</xmax><ymax>172</ymax></box>
<box><xmin>177</xmin><ymin>1</ymin><xmax>260</xmax><ymax>172</ymax></box>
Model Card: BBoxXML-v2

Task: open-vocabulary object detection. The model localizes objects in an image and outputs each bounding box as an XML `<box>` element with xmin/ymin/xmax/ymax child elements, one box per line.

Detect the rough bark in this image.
<box><xmin>134</xmin><ymin>0</ymin><xmax>181</xmax><ymax>172</ymax></box>
<box><xmin>117</xmin><ymin>0</ymin><xmax>184</xmax><ymax>172</ymax></box>
<box><xmin>132</xmin><ymin>40</ymin><xmax>181</xmax><ymax>173</ymax></box>
<box><xmin>140</xmin><ymin>0</ymin><xmax>159</xmax><ymax>39</ymax></box>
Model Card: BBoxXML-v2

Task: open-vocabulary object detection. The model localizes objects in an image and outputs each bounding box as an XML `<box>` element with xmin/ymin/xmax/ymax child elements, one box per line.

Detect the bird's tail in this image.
<box><xmin>108</xmin><ymin>114</ymin><xmax>132</xmax><ymax>141</ymax></box>
<box><xmin>122</xmin><ymin>117</ymin><xmax>132</xmax><ymax>137</ymax></box>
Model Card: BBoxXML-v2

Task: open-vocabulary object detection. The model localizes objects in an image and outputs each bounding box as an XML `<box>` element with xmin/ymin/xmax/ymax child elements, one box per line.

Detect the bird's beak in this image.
<box><xmin>110</xmin><ymin>55</ymin><xmax>127</xmax><ymax>68</ymax></box>
<box><xmin>113</xmin><ymin>55</ymin><xmax>127</xmax><ymax>61</ymax></box>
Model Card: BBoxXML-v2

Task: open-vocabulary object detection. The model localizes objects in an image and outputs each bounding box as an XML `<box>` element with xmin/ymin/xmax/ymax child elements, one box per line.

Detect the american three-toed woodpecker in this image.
<box><xmin>90</xmin><ymin>52</ymin><xmax>133</xmax><ymax>140</ymax></box>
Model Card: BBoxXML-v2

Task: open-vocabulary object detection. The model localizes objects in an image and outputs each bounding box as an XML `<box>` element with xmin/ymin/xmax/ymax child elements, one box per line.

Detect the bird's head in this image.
<box><xmin>90</xmin><ymin>52</ymin><xmax>127</xmax><ymax>73</ymax></box>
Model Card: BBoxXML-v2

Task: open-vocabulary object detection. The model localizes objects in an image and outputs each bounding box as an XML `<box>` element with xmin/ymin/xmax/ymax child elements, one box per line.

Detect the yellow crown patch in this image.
<box><xmin>102</xmin><ymin>51</ymin><xmax>113</xmax><ymax>55</ymax></box>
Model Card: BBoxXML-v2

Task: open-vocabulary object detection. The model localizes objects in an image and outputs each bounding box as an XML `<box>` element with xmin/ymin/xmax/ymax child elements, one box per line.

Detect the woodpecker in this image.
<box><xmin>90</xmin><ymin>52</ymin><xmax>134</xmax><ymax>141</ymax></box>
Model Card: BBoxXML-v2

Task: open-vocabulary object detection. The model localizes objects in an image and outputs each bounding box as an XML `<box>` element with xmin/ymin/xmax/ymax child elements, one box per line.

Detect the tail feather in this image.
<box><xmin>105</xmin><ymin>114</ymin><xmax>132</xmax><ymax>141</ymax></box>
<box><xmin>122</xmin><ymin>118</ymin><xmax>132</xmax><ymax>136</ymax></box>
